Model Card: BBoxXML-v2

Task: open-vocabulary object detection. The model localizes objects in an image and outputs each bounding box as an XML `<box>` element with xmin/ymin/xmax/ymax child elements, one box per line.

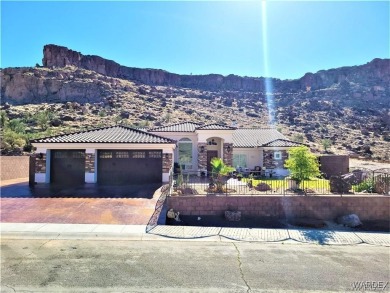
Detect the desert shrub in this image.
<box><xmin>292</xmin><ymin>134</ymin><xmax>304</xmax><ymax>143</ymax></box>
<box><xmin>8</xmin><ymin>118</ymin><xmax>26</xmax><ymax>133</ymax></box>
<box><xmin>353</xmin><ymin>179</ymin><xmax>375</xmax><ymax>193</ymax></box>
<box><xmin>1</xmin><ymin>129</ymin><xmax>27</xmax><ymax>150</ymax></box>
<box><xmin>33</xmin><ymin>111</ymin><xmax>53</xmax><ymax>130</ymax></box>
<box><xmin>321</xmin><ymin>138</ymin><xmax>332</xmax><ymax>152</ymax></box>
<box><xmin>0</xmin><ymin>110</ymin><xmax>9</xmax><ymax>128</ymax></box>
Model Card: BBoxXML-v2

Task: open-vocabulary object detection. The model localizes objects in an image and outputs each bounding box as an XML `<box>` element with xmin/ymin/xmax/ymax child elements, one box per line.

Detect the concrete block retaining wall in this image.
<box><xmin>0</xmin><ymin>156</ymin><xmax>29</xmax><ymax>180</ymax></box>
<box><xmin>167</xmin><ymin>196</ymin><xmax>390</xmax><ymax>221</ymax></box>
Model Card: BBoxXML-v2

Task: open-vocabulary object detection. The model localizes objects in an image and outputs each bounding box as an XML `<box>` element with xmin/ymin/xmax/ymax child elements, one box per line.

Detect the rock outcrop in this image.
<box><xmin>41</xmin><ymin>44</ymin><xmax>390</xmax><ymax>92</ymax></box>
<box><xmin>0</xmin><ymin>66</ymin><xmax>135</xmax><ymax>105</ymax></box>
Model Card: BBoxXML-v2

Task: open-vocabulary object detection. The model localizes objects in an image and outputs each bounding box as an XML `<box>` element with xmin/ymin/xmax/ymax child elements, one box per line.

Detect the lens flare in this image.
<box><xmin>262</xmin><ymin>0</ymin><xmax>275</xmax><ymax>125</ymax></box>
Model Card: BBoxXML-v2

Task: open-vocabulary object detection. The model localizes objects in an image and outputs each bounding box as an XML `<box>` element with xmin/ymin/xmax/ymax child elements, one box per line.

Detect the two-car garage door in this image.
<box><xmin>50</xmin><ymin>149</ymin><xmax>163</xmax><ymax>186</ymax></box>
<box><xmin>97</xmin><ymin>150</ymin><xmax>162</xmax><ymax>185</ymax></box>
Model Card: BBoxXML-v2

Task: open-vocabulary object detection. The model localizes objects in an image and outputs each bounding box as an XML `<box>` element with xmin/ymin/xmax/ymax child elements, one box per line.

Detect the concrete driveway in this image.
<box><xmin>0</xmin><ymin>179</ymin><xmax>163</xmax><ymax>225</ymax></box>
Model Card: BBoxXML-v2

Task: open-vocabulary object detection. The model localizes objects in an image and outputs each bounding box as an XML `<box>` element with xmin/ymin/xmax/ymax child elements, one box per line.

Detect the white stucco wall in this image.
<box><xmin>196</xmin><ymin>130</ymin><xmax>234</xmax><ymax>144</ymax></box>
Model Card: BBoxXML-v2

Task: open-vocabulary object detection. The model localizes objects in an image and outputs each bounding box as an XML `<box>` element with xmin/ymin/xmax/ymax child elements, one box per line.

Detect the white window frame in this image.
<box><xmin>274</xmin><ymin>151</ymin><xmax>282</xmax><ymax>160</ymax></box>
<box><xmin>233</xmin><ymin>154</ymin><xmax>247</xmax><ymax>169</ymax></box>
<box><xmin>178</xmin><ymin>138</ymin><xmax>193</xmax><ymax>170</ymax></box>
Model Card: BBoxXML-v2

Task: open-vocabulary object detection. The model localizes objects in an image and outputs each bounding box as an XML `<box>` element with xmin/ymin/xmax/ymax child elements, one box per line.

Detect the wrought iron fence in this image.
<box><xmin>146</xmin><ymin>180</ymin><xmax>171</xmax><ymax>232</ymax></box>
<box><xmin>347</xmin><ymin>168</ymin><xmax>390</xmax><ymax>195</ymax></box>
<box><xmin>169</xmin><ymin>171</ymin><xmax>331</xmax><ymax>196</ymax></box>
<box><xmin>168</xmin><ymin>168</ymin><xmax>390</xmax><ymax>197</ymax></box>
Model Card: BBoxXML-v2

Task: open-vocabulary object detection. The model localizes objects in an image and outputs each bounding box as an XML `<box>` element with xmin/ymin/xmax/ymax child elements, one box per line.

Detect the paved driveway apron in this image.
<box><xmin>0</xmin><ymin>180</ymin><xmax>160</xmax><ymax>225</ymax></box>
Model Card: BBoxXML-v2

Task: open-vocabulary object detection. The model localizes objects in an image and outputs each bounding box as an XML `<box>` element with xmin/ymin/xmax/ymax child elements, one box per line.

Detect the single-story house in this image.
<box><xmin>149</xmin><ymin>122</ymin><xmax>302</xmax><ymax>177</ymax></box>
<box><xmin>31</xmin><ymin>122</ymin><xmax>302</xmax><ymax>186</ymax></box>
<box><xmin>31</xmin><ymin>126</ymin><xmax>176</xmax><ymax>185</ymax></box>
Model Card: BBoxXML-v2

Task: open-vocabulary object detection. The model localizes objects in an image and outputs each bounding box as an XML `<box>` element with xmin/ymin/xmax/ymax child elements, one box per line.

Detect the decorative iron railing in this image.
<box><xmin>168</xmin><ymin>169</ymin><xmax>390</xmax><ymax>196</ymax></box>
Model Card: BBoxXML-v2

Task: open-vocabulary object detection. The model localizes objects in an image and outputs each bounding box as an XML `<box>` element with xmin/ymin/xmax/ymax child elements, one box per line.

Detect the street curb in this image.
<box><xmin>1</xmin><ymin>223</ymin><xmax>389</xmax><ymax>246</ymax></box>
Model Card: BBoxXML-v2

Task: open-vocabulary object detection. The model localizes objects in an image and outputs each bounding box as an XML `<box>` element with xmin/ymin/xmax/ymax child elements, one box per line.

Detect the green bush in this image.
<box><xmin>353</xmin><ymin>179</ymin><xmax>375</xmax><ymax>193</ymax></box>
<box><xmin>1</xmin><ymin>129</ymin><xmax>27</xmax><ymax>151</ymax></box>
<box><xmin>8</xmin><ymin>118</ymin><xmax>26</xmax><ymax>133</ymax></box>
<box><xmin>33</xmin><ymin>111</ymin><xmax>52</xmax><ymax>130</ymax></box>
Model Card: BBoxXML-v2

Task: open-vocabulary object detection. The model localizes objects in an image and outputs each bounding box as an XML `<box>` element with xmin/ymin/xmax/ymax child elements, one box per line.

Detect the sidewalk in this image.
<box><xmin>1</xmin><ymin>222</ymin><xmax>389</xmax><ymax>246</ymax></box>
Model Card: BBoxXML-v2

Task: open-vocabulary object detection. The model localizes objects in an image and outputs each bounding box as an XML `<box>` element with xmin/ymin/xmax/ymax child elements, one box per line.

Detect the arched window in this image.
<box><xmin>178</xmin><ymin>138</ymin><xmax>193</xmax><ymax>170</ymax></box>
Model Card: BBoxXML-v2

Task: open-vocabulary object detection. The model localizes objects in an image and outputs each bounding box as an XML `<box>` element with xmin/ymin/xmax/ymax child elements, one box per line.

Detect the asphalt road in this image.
<box><xmin>1</xmin><ymin>238</ymin><xmax>389</xmax><ymax>292</ymax></box>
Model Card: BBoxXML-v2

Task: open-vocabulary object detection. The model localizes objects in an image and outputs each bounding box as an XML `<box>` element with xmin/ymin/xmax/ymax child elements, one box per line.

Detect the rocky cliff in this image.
<box><xmin>1</xmin><ymin>44</ymin><xmax>389</xmax><ymax>105</ymax></box>
<box><xmin>1</xmin><ymin>45</ymin><xmax>389</xmax><ymax>160</ymax></box>
<box><xmin>42</xmin><ymin>44</ymin><xmax>390</xmax><ymax>92</ymax></box>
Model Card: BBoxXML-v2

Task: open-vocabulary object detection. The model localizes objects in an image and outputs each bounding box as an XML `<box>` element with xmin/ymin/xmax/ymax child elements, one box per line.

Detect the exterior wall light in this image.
<box><xmin>226</xmin><ymin>145</ymin><xmax>231</xmax><ymax>153</ymax></box>
<box><xmin>39</xmin><ymin>153</ymin><xmax>44</xmax><ymax>159</ymax></box>
<box><xmin>200</xmin><ymin>146</ymin><xmax>205</xmax><ymax>153</ymax></box>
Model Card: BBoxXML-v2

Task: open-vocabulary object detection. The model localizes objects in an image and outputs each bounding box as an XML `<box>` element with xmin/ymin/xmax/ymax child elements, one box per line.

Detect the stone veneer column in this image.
<box><xmin>162</xmin><ymin>153</ymin><xmax>173</xmax><ymax>173</ymax></box>
<box><xmin>85</xmin><ymin>153</ymin><xmax>96</xmax><ymax>183</ymax></box>
<box><xmin>85</xmin><ymin>150</ymin><xmax>96</xmax><ymax>183</ymax></box>
<box><xmin>34</xmin><ymin>152</ymin><xmax>47</xmax><ymax>183</ymax></box>
<box><xmin>85</xmin><ymin>154</ymin><xmax>95</xmax><ymax>173</ymax></box>
<box><xmin>197</xmin><ymin>143</ymin><xmax>207</xmax><ymax>170</ymax></box>
<box><xmin>35</xmin><ymin>153</ymin><xmax>46</xmax><ymax>174</ymax></box>
<box><xmin>263</xmin><ymin>150</ymin><xmax>288</xmax><ymax>168</ymax></box>
<box><xmin>223</xmin><ymin>143</ymin><xmax>233</xmax><ymax>166</ymax></box>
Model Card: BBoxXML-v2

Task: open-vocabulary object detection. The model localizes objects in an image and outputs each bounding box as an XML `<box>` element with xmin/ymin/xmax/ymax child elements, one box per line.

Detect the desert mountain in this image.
<box><xmin>1</xmin><ymin>45</ymin><xmax>389</xmax><ymax>160</ymax></box>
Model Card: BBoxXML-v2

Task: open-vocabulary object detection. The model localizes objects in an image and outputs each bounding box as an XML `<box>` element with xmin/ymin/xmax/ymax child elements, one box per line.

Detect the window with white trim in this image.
<box><xmin>178</xmin><ymin>138</ymin><xmax>193</xmax><ymax>170</ymax></box>
<box><xmin>274</xmin><ymin>151</ymin><xmax>282</xmax><ymax>160</ymax></box>
<box><xmin>233</xmin><ymin>154</ymin><xmax>247</xmax><ymax>168</ymax></box>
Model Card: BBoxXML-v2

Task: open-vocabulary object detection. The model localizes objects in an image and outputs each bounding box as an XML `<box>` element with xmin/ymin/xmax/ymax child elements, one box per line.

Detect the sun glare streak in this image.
<box><xmin>261</xmin><ymin>0</ymin><xmax>275</xmax><ymax>125</ymax></box>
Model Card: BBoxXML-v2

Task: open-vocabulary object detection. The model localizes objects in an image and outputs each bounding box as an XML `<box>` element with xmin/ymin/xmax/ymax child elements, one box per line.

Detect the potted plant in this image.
<box><xmin>236</xmin><ymin>173</ymin><xmax>243</xmax><ymax>181</ymax></box>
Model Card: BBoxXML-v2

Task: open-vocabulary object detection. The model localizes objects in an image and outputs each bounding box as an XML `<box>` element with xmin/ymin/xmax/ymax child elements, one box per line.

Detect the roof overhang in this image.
<box><xmin>32</xmin><ymin>142</ymin><xmax>177</xmax><ymax>153</ymax></box>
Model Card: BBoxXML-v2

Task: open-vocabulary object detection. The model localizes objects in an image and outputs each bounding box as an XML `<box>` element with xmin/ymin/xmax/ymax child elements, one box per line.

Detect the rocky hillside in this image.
<box><xmin>1</xmin><ymin>45</ymin><xmax>389</xmax><ymax>160</ymax></box>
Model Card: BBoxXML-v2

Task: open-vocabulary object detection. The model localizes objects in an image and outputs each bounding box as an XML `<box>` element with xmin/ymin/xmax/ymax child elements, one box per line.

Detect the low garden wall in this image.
<box><xmin>0</xmin><ymin>156</ymin><xmax>30</xmax><ymax>181</ymax></box>
<box><xmin>167</xmin><ymin>195</ymin><xmax>390</xmax><ymax>221</ymax></box>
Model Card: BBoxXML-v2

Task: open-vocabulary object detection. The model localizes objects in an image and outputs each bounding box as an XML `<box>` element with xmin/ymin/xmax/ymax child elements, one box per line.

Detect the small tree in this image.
<box><xmin>210</xmin><ymin>157</ymin><xmax>235</xmax><ymax>192</ymax></box>
<box><xmin>321</xmin><ymin>139</ymin><xmax>332</xmax><ymax>152</ymax></box>
<box><xmin>284</xmin><ymin>146</ymin><xmax>320</xmax><ymax>186</ymax></box>
<box><xmin>34</xmin><ymin>111</ymin><xmax>51</xmax><ymax>131</ymax></box>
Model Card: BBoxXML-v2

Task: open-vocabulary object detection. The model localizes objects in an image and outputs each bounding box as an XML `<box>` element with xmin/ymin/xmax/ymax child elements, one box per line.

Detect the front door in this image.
<box><xmin>207</xmin><ymin>150</ymin><xmax>218</xmax><ymax>175</ymax></box>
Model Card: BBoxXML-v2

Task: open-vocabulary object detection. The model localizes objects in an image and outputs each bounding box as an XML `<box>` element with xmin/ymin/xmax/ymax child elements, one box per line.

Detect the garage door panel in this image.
<box><xmin>97</xmin><ymin>150</ymin><xmax>162</xmax><ymax>185</ymax></box>
<box><xmin>51</xmin><ymin>150</ymin><xmax>85</xmax><ymax>185</ymax></box>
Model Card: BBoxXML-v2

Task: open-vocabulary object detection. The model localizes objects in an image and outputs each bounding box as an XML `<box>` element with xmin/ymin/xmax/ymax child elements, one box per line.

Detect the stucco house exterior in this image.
<box><xmin>31</xmin><ymin>122</ymin><xmax>302</xmax><ymax>186</ymax></box>
<box><xmin>149</xmin><ymin>122</ymin><xmax>302</xmax><ymax>177</ymax></box>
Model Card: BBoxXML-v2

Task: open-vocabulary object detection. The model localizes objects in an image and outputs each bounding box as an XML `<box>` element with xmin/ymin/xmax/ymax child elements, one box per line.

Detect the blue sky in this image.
<box><xmin>1</xmin><ymin>1</ymin><xmax>389</xmax><ymax>80</ymax></box>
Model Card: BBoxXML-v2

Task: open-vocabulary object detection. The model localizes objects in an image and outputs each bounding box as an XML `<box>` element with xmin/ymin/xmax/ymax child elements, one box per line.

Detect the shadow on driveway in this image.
<box><xmin>0</xmin><ymin>182</ymin><xmax>161</xmax><ymax>199</ymax></box>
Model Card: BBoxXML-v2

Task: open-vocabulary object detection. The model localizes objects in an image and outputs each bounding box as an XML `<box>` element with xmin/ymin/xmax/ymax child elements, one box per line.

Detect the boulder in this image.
<box><xmin>329</xmin><ymin>176</ymin><xmax>351</xmax><ymax>193</ymax></box>
<box><xmin>337</xmin><ymin>214</ymin><xmax>362</xmax><ymax>228</ymax></box>
<box><xmin>50</xmin><ymin>118</ymin><xmax>62</xmax><ymax>127</ymax></box>
<box><xmin>225</xmin><ymin>210</ymin><xmax>241</xmax><ymax>221</ymax></box>
<box><xmin>255</xmin><ymin>183</ymin><xmax>272</xmax><ymax>192</ymax></box>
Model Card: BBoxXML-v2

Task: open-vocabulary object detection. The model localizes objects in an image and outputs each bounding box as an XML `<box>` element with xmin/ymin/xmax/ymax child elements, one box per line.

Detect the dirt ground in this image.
<box><xmin>349</xmin><ymin>158</ymin><xmax>389</xmax><ymax>170</ymax></box>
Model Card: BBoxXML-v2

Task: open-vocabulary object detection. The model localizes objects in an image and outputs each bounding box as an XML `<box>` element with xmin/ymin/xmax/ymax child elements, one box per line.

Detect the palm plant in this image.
<box><xmin>210</xmin><ymin>157</ymin><xmax>235</xmax><ymax>192</ymax></box>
